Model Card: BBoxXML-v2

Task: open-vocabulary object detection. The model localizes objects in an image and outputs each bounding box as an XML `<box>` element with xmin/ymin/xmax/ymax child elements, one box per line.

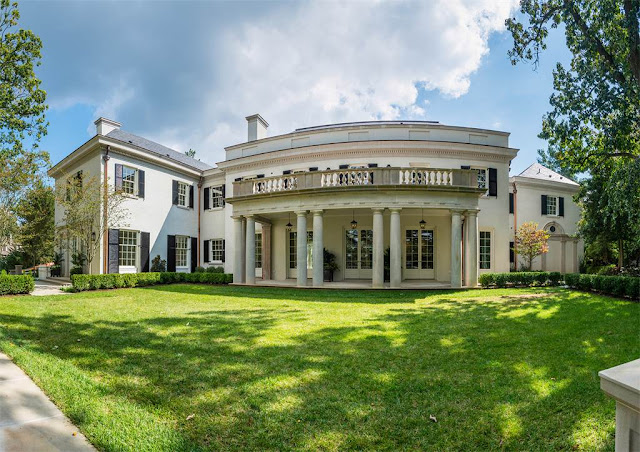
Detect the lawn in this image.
<box><xmin>0</xmin><ymin>286</ymin><xmax>637</xmax><ymax>451</ymax></box>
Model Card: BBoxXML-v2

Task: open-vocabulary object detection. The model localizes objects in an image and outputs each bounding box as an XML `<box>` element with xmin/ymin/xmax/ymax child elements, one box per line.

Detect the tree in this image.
<box><xmin>56</xmin><ymin>174</ymin><xmax>129</xmax><ymax>274</ymax></box>
<box><xmin>14</xmin><ymin>181</ymin><xmax>54</xmax><ymax>267</ymax></box>
<box><xmin>0</xmin><ymin>206</ymin><xmax>17</xmax><ymax>251</ymax></box>
<box><xmin>515</xmin><ymin>221</ymin><xmax>550</xmax><ymax>270</ymax></box>
<box><xmin>0</xmin><ymin>0</ymin><xmax>49</xmax><ymax>206</ymax></box>
<box><xmin>185</xmin><ymin>148</ymin><xmax>196</xmax><ymax>158</ymax></box>
<box><xmin>506</xmin><ymin>0</ymin><xmax>640</xmax><ymax>173</ymax></box>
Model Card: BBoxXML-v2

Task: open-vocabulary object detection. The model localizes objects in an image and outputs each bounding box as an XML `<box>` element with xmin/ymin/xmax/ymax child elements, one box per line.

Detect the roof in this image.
<box><xmin>295</xmin><ymin>120</ymin><xmax>440</xmax><ymax>132</ymax></box>
<box><xmin>106</xmin><ymin>129</ymin><xmax>213</xmax><ymax>171</ymax></box>
<box><xmin>516</xmin><ymin>163</ymin><xmax>579</xmax><ymax>186</ymax></box>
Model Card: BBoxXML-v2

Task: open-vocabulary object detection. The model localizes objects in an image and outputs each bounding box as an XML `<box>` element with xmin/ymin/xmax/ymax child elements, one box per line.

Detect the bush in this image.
<box><xmin>195</xmin><ymin>266</ymin><xmax>206</xmax><ymax>273</ymax></box>
<box><xmin>71</xmin><ymin>272</ymin><xmax>232</xmax><ymax>292</ymax></box>
<box><xmin>206</xmin><ymin>266</ymin><xmax>225</xmax><ymax>273</ymax></box>
<box><xmin>70</xmin><ymin>266</ymin><xmax>84</xmax><ymax>275</ymax></box>
<box><xmin>0</xmin><ymin>275</ymin><xmax>35</xmax><ymax>295</ymax></box>
<box><xmin>549</xmin><ymin>272</ymin><xmax>562</xmax><ymax>286</ymax></box>
<box><xmin>150</xmin><ymin>255</ymin><xmax>166</xmax><ymax>272</ymax></box>
<box><xmin>479</xmin><ymin>273</ymin><xmax>494</xmax><ymax>288</ymax></box>
<box><xmin>564</xmin><ymin>273</ymin><xmax>639</xmax><ymax>300</ymax></box>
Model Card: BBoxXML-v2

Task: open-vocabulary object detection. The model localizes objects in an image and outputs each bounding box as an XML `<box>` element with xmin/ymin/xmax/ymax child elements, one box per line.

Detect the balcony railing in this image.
<box><xmin>232</xmin><ymin>167</ymin><xmax>481</xmax><ymax>198</ymax></box>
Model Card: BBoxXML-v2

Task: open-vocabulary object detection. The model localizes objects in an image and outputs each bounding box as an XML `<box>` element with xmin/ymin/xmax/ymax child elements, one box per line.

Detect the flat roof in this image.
<box><xmin>295</xmin><ymin>120</ymin><xmax>441</xmax><ymax>132</ymax></box>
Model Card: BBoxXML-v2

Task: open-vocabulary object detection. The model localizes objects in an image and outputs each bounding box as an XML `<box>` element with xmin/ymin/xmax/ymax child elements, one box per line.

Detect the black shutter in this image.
<box><xmin>203</xmin><ymin>187</ymin><xmax>210</xmax><ymax>210</ymax></box>
<box><xmin>172</xmin><ymin>181</ymin><xmax>178</xmax><ymax>205</ymax></box>
<box><xmin>189</xmin><ymin>186</ymin><xmax>194</xmax><ymax>208</ymax></box>
<box><xmin>204</xmin><ymin>240</ymin><xmax>210</xmax><ymax>263</ymax></box>
<box><xmin>115</xmin><ymin>164</ymin><xmax>123</xmax><ymax>190</ymax></box>
<box><xmin>257</xmin><ymin>174</ymin><xmax>265</xmax><ymax>178</ymax></box>
<box><xmin>488</xmin><ymin>168</ymin><xmax>497</xmax><ymax>196</ymax></box>
<box><xmin>167</xmin><ymin>235</ymin><xmax>176</xmax><ymax>272</ymax></box>
<box><xmin>368</xmin><ymin>163</ymin><xmax>378</xmax><ymax>168</ymax></box>
<box><xmin>282</xmin><ymin>170</ymin><xmax>291</xmax><ymax>175</ymax></box>
<box><xmin>138</xmin><ymin>170</ymin><xmax>145</xmax><ymax>198</ymax></box>
<box><xmin>510</xmin><ymin>241</ymin><xmax>515</xmax><ymax>263</ymax></box>
<box><xmin>559</xmin><ymin>197</ymin><xmax>565</xmax><ymax>217</ymax></box>
<box><xmin>509</xmin><ymin>193</ymin><xmax>514</xmax><ymax>214</ymax></box>
<box><xmin>140</xmin><ymin>232</ymin><xmax>150</xmax><ymax>272</ymax></box>
<box><xmin>222</xmin><ymin>239</ymin><xmax>226</xmax><ymax>262</ymax></box>
<box><xmin>541</xmin><ymin>195</ymin><xmax>548</xmax><ymax>215</ymax></box>
<box><xmin>309</xmin><ymin>167</ymin><xmax>318</xmax><ymax>171</ymax></box>
<box><xmin>339</xmin><ymin>164</ymin><xmax>349</xmax><ymax>169</ymax></box>
<box><xmin>191</xmin><ymin>237</ymin><xmax>197</xmax><ymax>272</ymax></box>
<box><xmin>108</xmin><ymin>229</ymin><xmax>119</xmax><ymax>274</ymax></box>
<box><xmin>221</xmin><ymin>185</ymin><xmax>226</xmax><ymax>206</ymax></box>
<box><xmin>460</xmin><ymin>165</ymin><xmax>471</xmax><ymax>170</ymax></box>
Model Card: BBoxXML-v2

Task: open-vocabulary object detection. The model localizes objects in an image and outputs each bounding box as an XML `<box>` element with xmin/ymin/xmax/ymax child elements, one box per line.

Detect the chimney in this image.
<box><xmin>94</xmin><ymin>117</ymin><xmax>121</xmax><ymax>136</ymax></box>
<box><xmin>246</xmin><ymin>114</ymin><xmax>269</xmax><ymax>141</ymax></box>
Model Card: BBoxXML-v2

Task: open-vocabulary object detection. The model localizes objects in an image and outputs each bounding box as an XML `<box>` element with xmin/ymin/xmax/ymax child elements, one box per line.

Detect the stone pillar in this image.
<box><xmin>464</xmin><ymin>210</ymin><xmax>478</xmax><ymax>287</ymax></box>
<box><xmin>261</xmin><ymin>224</ymin><xmax>271</xmax><ymax>280</ymax></box>
<box><xmin>561</xmin><ymin>238</ymin><xmax>567</xmax><ymax>273</ymax></box>
<box><xmin>450</xmin><ymin>210</ymin><xmax>462</xmax><ymax>288</ymax></box>
<box><xmin>372</xmin><ymin>208</ymin><xmax>385</xmax><ymax>288</ymax></box>
<box><xmin>389</xmin><ymin>208</ymin><xmax>402</xmax><ymax>288</ymax></box>
<box><xmin>296</xmin><ymin>211</ymin><xmax>308</xmax><ymax>286</ymax></box>
<box><xmin>241</xmin><ymin>218</ymin><xmax>247</xmax><ymax>282</ymax></box>
<box><xmin>245</xmin><ymin>216</ymin><xmax>256</xmax><ymax>285</ymax></box>
<box><xmin>232</xmin><ymin>216</ymin><xmax>244</xmax><ymax>284</ymax></box>
<box><xmin>312</xmin><ymin>210</ymin><xmax>324</xmax><ymax>287</ymax></box>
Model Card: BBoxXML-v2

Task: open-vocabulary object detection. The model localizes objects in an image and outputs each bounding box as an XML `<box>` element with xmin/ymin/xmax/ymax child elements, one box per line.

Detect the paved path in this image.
<box><xmin>31</xmin><ymin>281</ymin><xmax>67</xmax><ymax>297</ymax></box>
<box><xmin>0</xmin><ymin>354</ymin><xmax>95</xmax><ymax>451</ymax></box>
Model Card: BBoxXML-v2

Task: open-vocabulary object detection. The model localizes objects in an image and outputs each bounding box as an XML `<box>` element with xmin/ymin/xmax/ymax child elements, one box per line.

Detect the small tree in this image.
<box><xmin>515</xmin><ymin>222</ymin><xmax>550</xmax><ymax>270</ymax></box>
<box><xmin>15</xmin><ymin>181</ymin><xmax>54</xmax><ymax>267</ymax></box>
<box><xmin>56</xmin><ymin>174</ymin><xmax>129</xmax><ymax>274</ymax></box>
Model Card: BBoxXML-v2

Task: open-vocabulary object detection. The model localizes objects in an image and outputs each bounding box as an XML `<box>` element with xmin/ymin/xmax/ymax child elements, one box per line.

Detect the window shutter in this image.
<box><xmin>191</xmin><ymin>237</ymin><xmax>197</xmax><ymax>272</ymax></box>
<box><xmin>221</xmin><ymin>185</ymin><xmax>226</xmax><ymax>206</ymax></box>
<box><xmin>460</xmin><ymin>165</ymin><xmax>471</xmax><ymax>170</ymax></box>
<box><xmin>172</xmin><ymin>181</ymin><xmax>178</xmax><ymax>205</ymax></box>
<box><xmin>488</xmin><ymin>168</ymin><xmax>497</xmax><ymax>196</ymax></box>
<box><xmin>115</xmin><ymin>164</ymin><xmax>123</xmax><ymax>190</ymax></box>
<box><xmin>167</xmin><ymin>235</ymin><xmax>176</xmax><ymax>272</ymax></box>
<box><xmin>339</xmin><ymin>164</ymin><xmax>349</xmax><ymax>169</ymax></box>
<box><xmin>140</xmin><ymin>232</ymin><xmax>150</xmax><ymax>272</ymax></box>
<box><xmin>189</xmin><ymin>185</ymin><xmax>194</xmax><ymax>208</ymax></box>
<box><xmin>204</xmin><ymin>240</ymin><xmax>210</xmax><ymax>263</ymax></box>
<box><xmin>282</xmin><ymin>170</ymin><xmax>291</xmax><ymax>175</ymax></box>
<box><xmin>541</xmin><ymin>195</ymin><xmax>548</xmax><ymax>215</ymax></box>
<box><xmin>509</xmin><ymin>241</ymin><xmax>515</xmax><ymax>263</ymax></box>
<box><xmin>509</xmin><ymin>193</ymin><xmax>514</xmax><ymax>214</ymax></box>
<box><xmin>222</xmin><ymin>239</ymin><xmax>226</xmax><ymax>262</ymax></box>
<box><xmin>203</xmin><ymin>187</ymin><xmax>210</xmax><ymax>210</ymax></box>
<box><xmin>309</xmin><ymin>167</ymin><xmax>318</xmax><ymax>171</ymax></box>
<box><xmin>559</xmin><ymin>197</ymin><xmax>565</xmax><ymax>217</ymax></box>
<box><xmin>367</xmin><ymin>163</ymin><xmax>378</xmax><ymax>168</ymax></box>
<box><xmin>108</xmin><ymin>229</ymin><xmax>119</xmax><ymax>274</ymax></box>
<box><xmin>138</xmin><ymin>170</ymin><xmax>145</xmax><ymax>198</ymax></box>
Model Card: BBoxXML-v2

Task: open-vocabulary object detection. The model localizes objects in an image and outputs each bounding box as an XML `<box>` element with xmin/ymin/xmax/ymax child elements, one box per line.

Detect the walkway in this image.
<box><xmin>0</xmin><ymin>354</ymin><xmax>94</xmax><ymax>451</ymax></box>
<box><xmin>31</xmin><ymin>280</ymin><xmax>67</xmax><ymax>297</ymax></box>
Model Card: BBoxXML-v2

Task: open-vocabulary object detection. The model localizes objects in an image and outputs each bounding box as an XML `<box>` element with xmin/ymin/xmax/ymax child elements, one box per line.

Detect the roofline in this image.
<box><xmin>510</xmin><ymin>175</ymin><xmax>581</xmax><ymax>192</ymax></box>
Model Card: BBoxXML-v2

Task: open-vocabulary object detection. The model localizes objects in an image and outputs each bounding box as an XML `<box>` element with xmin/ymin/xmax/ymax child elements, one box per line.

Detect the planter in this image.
<box><xmin>323</xmin><ymin>269</ymin><xmax>334</xmax><ymax>282</ymax></box>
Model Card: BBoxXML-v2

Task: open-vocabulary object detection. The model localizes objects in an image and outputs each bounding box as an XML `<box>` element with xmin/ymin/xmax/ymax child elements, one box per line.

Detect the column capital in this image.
<box><xmin>231</xmin><ymin>215</ymin><xmax>244</xmax><ymax>221</ymax></box>
<box><xmin>311</xmin><ymin>209</ymin><xmax>324</xmax><ymax>216</ymax></box>
<box><xmin>464</xmin><ymin>209</ymin><xmax>479</xmax><ymax>218</ymax></box>
<box><xmin>389</xmin><ymin>208</ymin><xmax>402</xmax><ymax>213</ymax></box>
<box><xmin>295</xmin><ymin>210</ymin><xmax>308</xmax><ymax>217</ymax></box>
<box><xmin>371</xmin><ymin>207</ymin><xmax>385</xmax><ymax>213</ymax></box>
<box><xmin>245</xmin><ymin>214</ymin><xmax>255</xmax><ymax>219</ymax></box>
<box><xmin>450</xmin><ymin>209</ymin><xmax>464</xmax><ymax>216</ymax></box>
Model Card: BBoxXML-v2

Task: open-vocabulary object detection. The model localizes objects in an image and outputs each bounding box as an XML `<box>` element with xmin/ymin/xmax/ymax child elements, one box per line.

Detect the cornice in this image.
<box><xmin>510</xmin><ymin>176</ymin><xmax>581</xmax><ymax>192</ymax></box>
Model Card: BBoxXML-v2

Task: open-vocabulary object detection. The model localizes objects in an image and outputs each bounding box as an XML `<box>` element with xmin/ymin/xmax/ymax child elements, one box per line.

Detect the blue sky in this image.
<box><xmin>20</xmin><ymin>1</ymin><xmax>571</xmax><ymax>175</ymax></box>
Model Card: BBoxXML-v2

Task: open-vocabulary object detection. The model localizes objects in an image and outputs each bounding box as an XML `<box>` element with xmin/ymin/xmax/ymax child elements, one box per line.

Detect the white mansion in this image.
<box><xmin>49</xmin><ymin>116</ymin><xmax>583</xmax><ymax>288</ymax></box>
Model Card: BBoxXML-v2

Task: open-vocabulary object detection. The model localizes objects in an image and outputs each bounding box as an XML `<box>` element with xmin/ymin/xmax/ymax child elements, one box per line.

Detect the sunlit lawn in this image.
<box><xmin>0</xmin><ymin>285</ymin><xmax>638</xmax><ymax>451</ymax></box>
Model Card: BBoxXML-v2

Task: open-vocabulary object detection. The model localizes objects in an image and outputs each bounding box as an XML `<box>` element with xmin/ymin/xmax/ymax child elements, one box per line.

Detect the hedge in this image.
<box><xmin>0</xmin><ymin>275</ymin><xmax>35</xmax><ymax>295</ymax></box>
<box><xmin>71</xmin><ymin>272</ymin><xmax>233</xmax><ymax>292</ymax></box>
<box><xmin>564</xmin><ymin>273</ymin><xmax>639</xmax><ymax>300</ymax></box>
<box><xmin>478</xmin><ymin>272</ymin><xmax>563</xmax><ymax>289</ymax></box>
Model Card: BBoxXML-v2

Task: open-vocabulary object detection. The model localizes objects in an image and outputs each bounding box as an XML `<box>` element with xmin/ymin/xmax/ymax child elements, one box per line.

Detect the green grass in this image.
<box><xmin>0</xmin><ymin>286</ymin><xmax>637</xmax><ymax>451</ymax></box>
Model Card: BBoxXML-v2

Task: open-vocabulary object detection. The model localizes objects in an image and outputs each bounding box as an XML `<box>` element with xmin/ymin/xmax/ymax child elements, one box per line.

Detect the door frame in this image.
<box><xmin>403</xmin><ymin>226</ymin><xmax>437</xmax><ymax>280</ymax></box>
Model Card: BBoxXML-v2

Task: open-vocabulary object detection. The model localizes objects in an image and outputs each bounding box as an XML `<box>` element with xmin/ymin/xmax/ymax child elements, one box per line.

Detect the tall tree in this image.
<box><xmin>506</xmin><ymin>0</ymin><xmax>640</xmax><ymax>173</ymax></box>
<box><xmin>15</xmin><ymin>181</ymin><xmax>54</xmax><ymax>267</ymax></box>
<box><xmin>0</xmin><ymin>0</ymin><xmax>49</xmax><ymax>206</ymax></box>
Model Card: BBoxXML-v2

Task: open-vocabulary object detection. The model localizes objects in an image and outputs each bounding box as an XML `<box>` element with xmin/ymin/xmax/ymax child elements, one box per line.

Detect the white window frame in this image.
<box><xmin>210</xmin><ymin>185</ymin><xmax>224</xmax><ymax>209</ymax></box>
<box><xmin>210</xmin><ymin>239</ymin><xmax>224</xmax><ymax>263</ymax></box>
<box><xmin>175</xmin><ymin>235</ymin><xmax>189</xmax><ymax>268</ymax></box>
<box><xmin>177</xmin><ymin>182</ymin><xmax>188</xmax><ymax>207</ymax></box>
<box><xmin>121</xmin><ymin>166</ymin><xmax>138</xmax><ymax>196</ymax></box>
<box><xmin>474</xmin><ymin>168</ymin><xmax>488</xmax><ymax>195</ymax></box>
<box><xmin>118</xmin><ymin>230</ymin><xmax>139</xmax><ymax>271</ymax></box>
<box><xmin>546</xmin><ymin>196</ymin><xmax>558</xmax><ymax>216</ymax></box>
<box><xmin>479</xmin><ymin>230</ymin><xmax>492</xmax><ymax>270</ymax></box>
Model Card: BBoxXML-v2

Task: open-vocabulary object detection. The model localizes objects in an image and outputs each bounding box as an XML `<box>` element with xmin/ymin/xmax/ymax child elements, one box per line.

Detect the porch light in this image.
<box><xmin>419</xmin><ymin>209</ymin><xmax>426</xmax><ymax>230</ymax></box>
<box><xmin>350</xmin><ymin>210</ymin><xmax>358</xmax><ymax>230</ymax></box>
<box><xmin>286</xmin><ymin>212</ymin><xmax>292</xmax><ymax>231</ymax></box>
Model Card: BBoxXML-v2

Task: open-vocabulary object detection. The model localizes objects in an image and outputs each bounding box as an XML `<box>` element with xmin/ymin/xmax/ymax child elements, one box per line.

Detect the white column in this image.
<box><xmin>390</xmin><ymin>208</ymin><xmax>402</xmax><ymax>288</ymax></box>
<box><xmin>312</xmin><ymin>210</ymin><xmax>324</xmax><ymax>287</ymax></box>
<box><xmin>232</xmin><ymin>216</ymin><xmax>244</xmax><ymax>284</ymax></box>
<box><xmin>464</xmin><ymin>210</ymin><xmax>478</xmax><ymax>287</ymax></box>
<box><xmin>372</xmin><ymin>208</ymin><xmax>385</xmax><ymax>288</ymax></box>
<box><xmin>245</xmin><ymin>216</ymin><xmax>255</xmax><ymax>285</ymax></box>
<box><xmin>241</xmin><ymin>218</ymin><xmax>246</xmax><ymax>282</ymax></box>
<box><xmin>296</xmin><ymin>211</ymin><xmax>308</xmax><ymax>286</ymax></box>
<box><xmin>450</xmin><ymin>210</ymin><xmax>462</xmax><ymax>288</ymax></box>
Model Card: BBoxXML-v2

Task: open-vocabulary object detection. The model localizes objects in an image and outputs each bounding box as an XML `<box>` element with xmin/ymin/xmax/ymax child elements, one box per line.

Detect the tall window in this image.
<box><xmin>421</xmin><ymin>230</ymin><xmax>434</xmax><ymax>269</ymax></box>
<box><xmin>405</xmin><ymin>230</ymin><xmax>419</xmax><ymax>269</ymax></box>
<box><xmin>210</xmin><ymin>185</ymin><xmax>224</xmax><ymax>208</ymax></box>
<box><xmin>210</xmin><ymin>239</ymin><xmax>224</xmax><ymax>262</ymax></box>
<box><xmin>476</xmin><ymin>169</ymin><xmax>487</xmax><ymax>190</ymax></box>
<box><xmin>360</xmin><ymin>230</ymin><xmax>373</xmax><ymax>269</ymax></box>
<box><xmin>118</xmin><ymin>230</ymin><xmax>138</xmax><ymax>267</ymax></box>
<box><xmin>255</xmin><ymin>233</ymin><xmax>262</xmax><ymax>268</ymax></box>
<box><xmin>178</xmin><ymin>182</ymin><xmax>188</xmax><ymax>207</ymax></box>
<box><xmin>289</xmin><ymin>232</ymin><xmax>297</xmax><ymax>269</ymax></box>
<box><xmin>122</xmin><ymin>166</ymin><xmax>137</xmax><ymax>195</ymax></box>
<box><xmin>547</xmin><ymin>196</ymin><xmax>558</xmax><ymax>216</ymax></box>
<box><xmin>480</xmin><ymin>231</ymin><xmax>491</xmax><ymax>270</ymax></box>
<box><xmin>175</xmin><ymin>236</ymin><xmax>188</xmax><ymax>267</ymax></box>
<box><xmin>345</xmin><ymin>229</ymin><xmax>359</xmax><ymax>269</ymax></box>
<box><xmin>306</xmin><ymin>231</ymin><xmax>313</xmax><ymax>270</ymax></box>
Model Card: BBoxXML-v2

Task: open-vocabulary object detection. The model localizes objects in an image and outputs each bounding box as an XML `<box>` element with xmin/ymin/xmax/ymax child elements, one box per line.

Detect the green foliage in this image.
<box><xmin>564</xmin><ymin>273</ymin><xmax>639</xmax><ymax>300</ymax></box>
<box><xmin>323</xmin><ymin>248</ymin><xmax>339</xmax><ymax>272</ymax></box>
<box><xmin>71</xmin><ymin>272</ymin><xmax>233</xmax><ymax>292</ymax></box>
<box><xmin>480</xmin><ymin>272</ymin><xmax>565</xmax><ymax>288</ymax></box>
<box><xmin>150</xmin><ymin>255</ymin><xmax>166</xmax><ymax>272</ymax></box>
<box><xmin>478</xmin><ymin>273</ymin><xmax>494</xmax><ymax>288</ymax></box>
<box><xmin>205</xmin><ymin>266</ymin><xmax>224</xmax><ymax>273</ymax></box>
<box><xmin>14</xmin><ymin>181</ymin><xmax>54</xmax><ymax>267</ymax></box>
<box><xmin>0</xmin><ymin>249</ymin><xmax>24</xmax><ymax>272</ymax></box>
<box><xmin>0</xmin><ymin>274</ymin><xmax>34</xmax><ymax>294</ymax></box>
<box><xmin>194</xmin><ymin>266</ymin><xmax>205</xmax><ymax>273</ymax></box>
<box><xmin>515</xmin><ymin>222</ymin><xmax>550</xmax><ymax>270</ymax></box>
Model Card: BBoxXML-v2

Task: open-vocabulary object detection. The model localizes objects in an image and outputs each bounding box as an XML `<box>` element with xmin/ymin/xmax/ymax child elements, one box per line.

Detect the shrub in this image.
<box><xmin>564</xmin><ymin>273</ymin><xmax>580</xmax><ymax>288</ymax></box>
<box><xmin>70</xmin><ymin>266</ymin><xmax>84</xmax><ymax>275</ymax></box>
<box><xmin>0</xmin><ymin>275</ymin><xmax>35</xmax><ymax>295</ymax></box>
<box><xmin>549</xmin><ymin>272</ymin><xmax>562</xmax><ymax>286</ymax></box>
<box><xmin>71</xmin><ymin>272</ymin><xmax>232</xmax><ymax>292</ymax></box>
<box><xmin>150</xmin><ymin>255</ymin><xmax>166</xmax><ymax>272</ymax></box>
<box><xmin>479</xmin><ymin>273</ymin><xmax>494</xmax><ymax>288</ymax></box>
<box><xmin>533</xmin><ymin>272</ymin><xmax>548</xmax><ymax>286</ymax></box>
<box><xmin>494</xmin><ymin>273</ymin><xmax>508</xmax><ymax>288</ymax></box>
<box><xmin>206</xmin><ymin>266</ymin><xmax>225</xmax><ymax>273</ymax></box>
<box><xmin>195</xmin><ymin>266</ymin><xmax>206</xmax><ymax>273</ymax></box>
<box><xmin>563</xmin><ymin>273</ymin><xmax>639</xmax><ymax>300</ymax></box>
<box><xmin>577</xmin><ymin>274</ymin><xmax>593</xmax><ymax>291</ymax></box>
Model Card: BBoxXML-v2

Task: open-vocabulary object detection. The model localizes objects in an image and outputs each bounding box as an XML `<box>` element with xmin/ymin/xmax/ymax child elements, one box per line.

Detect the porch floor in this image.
<box><xmin>233</xmin><ymin>278</ymin><xmax>459</xmax><ymax>290</ymax></box>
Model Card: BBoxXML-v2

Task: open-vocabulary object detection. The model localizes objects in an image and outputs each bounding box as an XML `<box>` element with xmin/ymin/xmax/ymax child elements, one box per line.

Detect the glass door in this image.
<box><xmin>404</xmin><ymin>229</ymin><xmax>435</xmax><ymax>279</ymax></box>
<box><xmin>287</xmin><ymin>231</ymin><xmax>313</xmax><ymax>279</ymax></box>
<box><xmin>344</xmin><ymin>229</ymin><xmax>373</xmax><ymax>279</ymax></box>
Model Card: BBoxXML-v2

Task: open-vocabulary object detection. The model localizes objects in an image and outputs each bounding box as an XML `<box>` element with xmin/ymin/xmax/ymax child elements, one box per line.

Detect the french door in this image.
<box><xmin>404</xmin><ymin>229</ymin><xmax>435</xmax><ymax>279</ymax></box>
<box><xmin>344</xmin><ymin>229</ymin><xmax>373</xmax><ymax>279</ymax></box>
<box><xmin>287</xmin><ymin>231</ymin><xmax>313</xmax><ymax>279</ymax></box>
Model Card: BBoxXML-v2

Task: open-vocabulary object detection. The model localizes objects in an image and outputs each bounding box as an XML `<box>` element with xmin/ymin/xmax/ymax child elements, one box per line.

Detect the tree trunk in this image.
<box><xmin>618</xmin><ymin>238</ymin><xmax>624</xmax><ymax>268</ymax></box>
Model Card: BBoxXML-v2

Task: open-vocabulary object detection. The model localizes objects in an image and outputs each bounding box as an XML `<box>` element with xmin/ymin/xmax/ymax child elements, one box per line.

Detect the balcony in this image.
<box><xmin>231</xmin><ymin>167</ymin><xmax>484</xmax><ymax>199</ymax></box>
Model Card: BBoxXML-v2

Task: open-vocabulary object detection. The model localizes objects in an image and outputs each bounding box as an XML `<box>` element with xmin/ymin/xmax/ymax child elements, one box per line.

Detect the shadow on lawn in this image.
<box><xmin>0</xmin><ymin>288</ymin><xmax>637</xmax><ymax>451</ymax></box>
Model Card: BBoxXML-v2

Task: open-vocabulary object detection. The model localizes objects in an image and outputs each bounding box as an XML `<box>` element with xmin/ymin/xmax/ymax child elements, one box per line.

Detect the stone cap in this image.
<box><xmin>599</xmin><ymin>359</ymin><xmax>640</xmax><ymax>410</ymax></box>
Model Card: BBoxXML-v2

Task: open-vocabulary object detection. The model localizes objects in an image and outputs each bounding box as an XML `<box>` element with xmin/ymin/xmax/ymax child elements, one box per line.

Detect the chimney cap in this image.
<box><xmin>245</xmin><ymin>114</ymin><xmax>269</xmax><ymax>128</ymax></box>
<box><xmin>93</xmin><ymin>117</ymin><xmax>121</xmax><ymax>128</ymax></box>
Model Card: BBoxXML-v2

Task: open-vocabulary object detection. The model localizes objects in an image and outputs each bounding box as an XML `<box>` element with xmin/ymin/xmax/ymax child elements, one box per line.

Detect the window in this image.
<box><xmin>255</xmin><ymin>233</ymin><xmax>262</xmax><ymax>268</ymax></box>
<box><xmin>360</xmin><ymin>230</ymin><xmax>373</xmax><ymax>269</ymax></box>
<box><xmin>421</xmin><ymin>230</ymin><xmax>434</xmax><ymax>269</ymax></box>
<box><xmin>175</xmin><ymin>235</ymin><xmax>188</xmax><ymax>267</ymax></box>
<box><xmin>345</xmin><ymin>229</ymin><xmax>359</xmax><ymax>269</ymax></box>
<box><xmin>289</xmin><ymin>232</ymin><xmax>297</xmax><ymax>269</ymax></box>
<box><xmin>480</xmin><ymin>231</ymin><xmax>491</xmax><ymax>269</ymax></box>
<box><xmin>118</xmin><ymin>230</ymin><xmax>138</xmax><ymax>267</ymax></box>
<box><xmin>210</xmin><ymin>185</ymin><xmax>224</xmax><ymax>208</ymax></box>
<box><xmin>306</xmin><ymin>231</ymin><xmax>313</xmax><ymax>270</ymax></box>
<box><xmin>476</xmin><ymin>169</ymin><xmax>487</xmax><ymax>190</ymax></box>
<box><xmin>177</xmin><ymin>182</ymin><xmax>188</xmax><ymax>207</ymax></box>
<box><xmin>547</xmin><ymin>196</ymin><xmax>558</xmax><ymax>216</ymax></box>
<box><xmin>210</xmin><ymin>239</ymin><xmax>224</xmax><ymax>262</ymax></box>
<box><xmin>405</xmin><ymin>230</ymin><xmax>419</xmax><ymax>269</ymax></box>
<box><xmin>122</xmin><ymin>166</ymin><xmax>137</xmax><ymax>195</ymax></box>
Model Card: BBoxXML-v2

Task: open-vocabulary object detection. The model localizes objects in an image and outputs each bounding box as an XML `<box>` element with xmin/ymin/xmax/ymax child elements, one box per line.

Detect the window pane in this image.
<box><xmin>360</xmin><ymin>230</ymin><xmax>373</xmax><ymax>269</ymax></box>
<box><xmin>178</xmin><ymin>182</ymin><xmax>187</xmax><ymax>207</ymax></box>
<box><xmin>289</xmin><ymin>232</ymin><xmax>297</xmax><ymax>269</ymax></box>
<box><xmin>480</xmin><ymin>231</ymin><xmax>491</xmax><ymax>270</ymax></box>
<box><xmin>122</xmin><ymin>166</ymin><xmax>136</xmax><ymax>195</ymax></box>
<box><xmin>307</xmin><ymin>231</ymin><xmax>313</xmax><ymax>269</ymax></box>
<box><xmin>345</xmin><ymin>229</ymin><xmax>358</xmax><ymax>269</ymax></box>
<box><xmin>477</xmin><ymin>169</ymin><xmax>487</xmax><ymax>190</ymax></box>
<box><xmin>176</xmin><ymin>235</ymin><xmax>188</xmax><ymax>267</ymax></box>
<box><xmin>255</xmin><ymin>233</ymin><xmax>262</xmax><ymax>268</ymax></box>
<box><xmin>211</xmin><ymin>239</ymin><xmax>224</xmax><ymax>262</ymax></box>
<box><xmin>211</xmin><ymin>185</ymin><xmax>224</xmax><ymax>208</ymax></box>
<box><xmin>118</xmin><ymin>230</ymin><xmax>137</xmax><ymax>267</ymax></box>
<box><xmin>405</xmin><ymin>230</ymin><xmax>418</xmax><ymax>269</ymax></box>
<box><xmin>421</xmin><ymin>230</ymin><xmax>434</xmax><ymax>269</ymax></box>
<box><xmin>547</xmin><ymin>196</ymin><xmax>557</xmax><ymax>215</ymax></box>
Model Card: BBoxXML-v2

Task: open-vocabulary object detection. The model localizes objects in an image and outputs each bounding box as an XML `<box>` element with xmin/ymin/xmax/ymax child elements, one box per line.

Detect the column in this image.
<box><xmin>372</xmin><ymin>208</ymin><xmax>385</xmax><ymax>288</ymax></box>
<box><xmin>561</xmin><ymin>239</ymin><xmax>566</xmax><ymax>273</ymax></box>
<box><xmin>389</xmin><ymin>208</ymin><xmax>402</xmax><ymax>288</ymax></box>
<box><xmin>464</xmin><ymin>210</ymin><xmax>478</xmax><ymax>287</ymax></box>
<box><xmin>232</xmin><ymin>216</ymin><xmax>244</xmax><ymax>284</ymax></box>
<box><xmin>296</xmin><ymin>211</ymin><xmax>308</xmax><ymax>286</ymax></box>
<box><xmin>262</xmin><ymin>224</ymin><xmax>271</xmax><ymax>280</ymax></box>
<box><xmin>241</xmin><ymin>218</ymin><xmax>246</xmax><ymax>282</ymax></box>
<box><xmin>450</xmin><ymin>210</ymin><xmax>462</xmax><ymax>288</ymax></box>
<box><xmin>312</xmin><ymin>210</ymin><xmax>324</xmax><ymax>287</ymax></box>
<box><xmin>245</xmin><ymin>216</ymin><xmax>256</xmax><ymax>285</ymax></box>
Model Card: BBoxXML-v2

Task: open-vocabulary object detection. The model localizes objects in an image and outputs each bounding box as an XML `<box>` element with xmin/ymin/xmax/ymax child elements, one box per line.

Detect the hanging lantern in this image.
<box><xmin>350</xmin><ymin>209</ymin><xmax>358</xmax><ymax>229</ymax></box>
<box><xmin>419</xmin><ymin>208</ymin><xmax>426</xmax><ymax>230</ymax></box>
<box><xmin>286</xmin><ymin>212</ymin><xmax>293</xmax><ymax>231</ymax></box>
